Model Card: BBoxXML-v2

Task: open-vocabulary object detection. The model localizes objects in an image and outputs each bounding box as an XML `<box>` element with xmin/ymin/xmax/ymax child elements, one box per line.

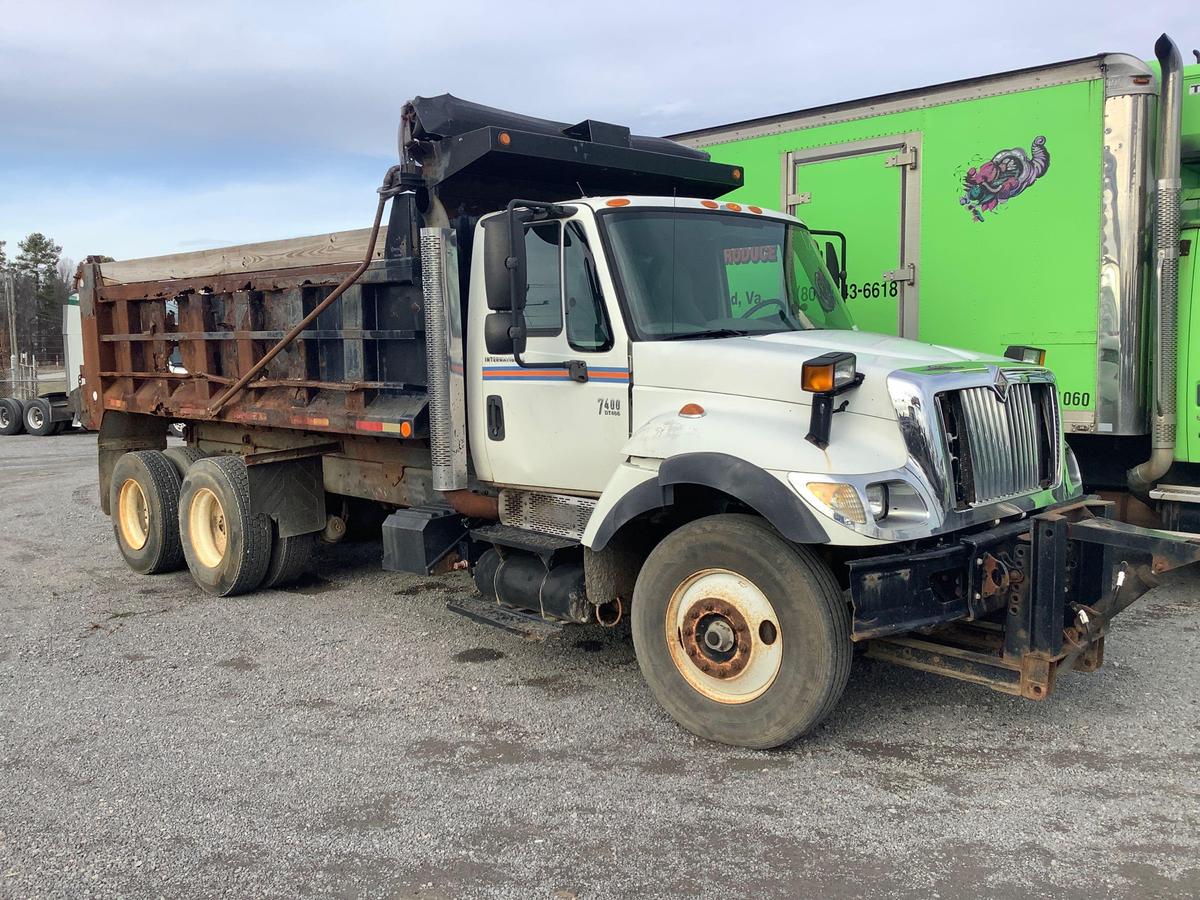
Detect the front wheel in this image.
<box><xmin>631</xmin><ymin>514</ymin><xmax>852</xmax><ymax>749</ymax></box>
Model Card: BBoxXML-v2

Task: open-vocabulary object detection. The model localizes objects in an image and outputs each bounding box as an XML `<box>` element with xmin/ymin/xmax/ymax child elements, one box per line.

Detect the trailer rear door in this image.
<box><xmin>786</xmin><ymin>134</ymin><xmax>921</xmax><ymax>339</ymax></box>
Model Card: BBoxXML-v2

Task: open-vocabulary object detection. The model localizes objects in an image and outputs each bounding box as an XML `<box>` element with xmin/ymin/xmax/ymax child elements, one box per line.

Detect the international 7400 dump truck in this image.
<box><xmin>673</xmin><ymin>34</ymin><xmax>1200</xmax><ymax>532</ymax></box>
<box><xmin>79</xmin><ymin>94</ymin><xmax>1200</xmax><ymax>748</ymax></box>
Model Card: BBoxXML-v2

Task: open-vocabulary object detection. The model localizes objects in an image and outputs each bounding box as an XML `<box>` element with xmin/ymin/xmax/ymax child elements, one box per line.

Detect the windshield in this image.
<box><xmin>601</xmin><ymin>208</ymin><xmax>855</xmax><ymax>340</ymax></box>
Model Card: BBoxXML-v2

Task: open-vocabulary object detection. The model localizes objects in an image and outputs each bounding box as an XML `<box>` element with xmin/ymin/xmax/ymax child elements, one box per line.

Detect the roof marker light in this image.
<box><xmin>748</xmin><ymin>205</ymin><xmax>763</xmax><ymax>214</ymax></box>
<box><xmin>497</xmin><ymin>132</ymin><xmax>512</xmax><ymax>146</ymax></box>
<box><xmin>731</xmin><ymin>168</ymin><xmax>742</xmax><ymax>180</ymax></box>
<box><xmin>606</xmin><ymin>198</ymin><xmax>631</xmax><ymax>207</ymax></box>
<box><xmin>725</xmin><ymin>202</ymin><xmax>742</xmax><ymax>212</ymax></box>
<box><xmin>678</xmin><ymin>403</ymin><xmax>705</xmax><ymax>418</ymax></box>
<box><xmin>700</xmin><ymin>199</ymin><xmax>719</xmax><ymax>209</ymax></box>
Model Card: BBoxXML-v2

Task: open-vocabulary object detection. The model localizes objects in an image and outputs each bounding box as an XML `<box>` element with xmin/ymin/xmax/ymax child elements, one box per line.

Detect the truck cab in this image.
<box><xmin>460</xmin><ymin>195</ymin><xmax>1074</xmax><ymax>549</ymax></box>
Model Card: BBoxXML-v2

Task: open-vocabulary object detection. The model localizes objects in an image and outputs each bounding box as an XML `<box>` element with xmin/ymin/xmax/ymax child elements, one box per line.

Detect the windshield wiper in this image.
<box><xmin>660</xmin><ymin>328</ymin><xmax>752</xmax><ymax>341</ymax></box>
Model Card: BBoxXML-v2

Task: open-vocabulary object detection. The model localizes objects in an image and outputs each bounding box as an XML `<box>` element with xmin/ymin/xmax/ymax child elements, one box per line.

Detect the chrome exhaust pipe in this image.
<box><xmin>1128</xmin><ymin>34</ymin><xmax>1184</xmax><ymax>494</ymax></box>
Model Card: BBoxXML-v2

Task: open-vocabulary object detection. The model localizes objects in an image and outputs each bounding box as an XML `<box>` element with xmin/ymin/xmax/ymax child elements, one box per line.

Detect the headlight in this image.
<box><xmin>866</xmin><ymin>479</ymin><xmax>929</xmax><ymax>526</ymax></box>
<box><xmin>865</xmin><ymin>483</ymin><xmax>889</xmax><ymax>520</ymax></box>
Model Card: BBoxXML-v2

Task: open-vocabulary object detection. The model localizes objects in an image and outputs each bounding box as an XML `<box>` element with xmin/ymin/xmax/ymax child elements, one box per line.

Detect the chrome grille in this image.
<box><xmin>938</xmin><ymin>379</ymin><xmax>1059</xmax><ymax>508</ymax></box>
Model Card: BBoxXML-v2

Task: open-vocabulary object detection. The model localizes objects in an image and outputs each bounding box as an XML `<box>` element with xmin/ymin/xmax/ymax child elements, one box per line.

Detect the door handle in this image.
<box><xmin>486</xmin><ymin>395</ymin><xmax>505</xmax><ymax>441</ymax></box>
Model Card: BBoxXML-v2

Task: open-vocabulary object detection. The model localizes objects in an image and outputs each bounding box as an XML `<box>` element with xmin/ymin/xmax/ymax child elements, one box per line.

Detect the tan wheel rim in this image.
<box><xmin>188</xmin><ymin>487</ymin><xmax>228</xmax><ymax>569</ymax></box>
<box><xmin>117</xmin><ymin>479</ymin><xmax>150</xmax><ymax>551</ymax></box>
<box><xmin>665</xmin><ymin>568</ymin><xmax>783</xmax><ymax>705</ymax></box>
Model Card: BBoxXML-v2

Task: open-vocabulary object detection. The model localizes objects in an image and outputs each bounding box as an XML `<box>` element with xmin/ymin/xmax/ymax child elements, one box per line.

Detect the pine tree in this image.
<box><xmin>14</xmin><ymin>233</ymin><xmax>64</xmax><ymax>359</ymax></box>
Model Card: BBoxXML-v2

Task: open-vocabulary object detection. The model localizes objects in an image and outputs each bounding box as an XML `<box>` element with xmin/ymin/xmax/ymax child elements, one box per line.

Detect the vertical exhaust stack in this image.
<box><xmin>1128</xmin><ymin>34</ymin><xmax>1184</xmax><ymax>493</ymax></box>
<box><xmin>421</xmin><ymin>226</ymin><xmax>469</xmax><ymax>493</ymax></box>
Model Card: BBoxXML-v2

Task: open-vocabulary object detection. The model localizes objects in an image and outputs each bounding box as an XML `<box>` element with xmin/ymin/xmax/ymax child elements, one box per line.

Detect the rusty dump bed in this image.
<box><xmin>78</xmin><ymin>222</ymin><xmax>432</xmax><ymax>440</ymax></box>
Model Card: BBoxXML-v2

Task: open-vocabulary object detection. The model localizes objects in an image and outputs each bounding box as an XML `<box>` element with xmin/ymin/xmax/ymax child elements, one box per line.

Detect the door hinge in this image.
<box><xmin>883</xmin><ymin>263</ymin><xmax>916</xmax><ymax>285</ymax></box>
<box><xmin>885</xmin><ymin>147</ymin><xmax>918</xmax><ymax>169</ymax></box>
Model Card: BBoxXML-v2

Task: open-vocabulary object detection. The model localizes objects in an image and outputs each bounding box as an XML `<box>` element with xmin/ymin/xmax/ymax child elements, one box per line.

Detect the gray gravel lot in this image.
<box><xmin>1</xmin><ymin>433</ymin><xmax>1198</xmax><ymax>899</ymax></box>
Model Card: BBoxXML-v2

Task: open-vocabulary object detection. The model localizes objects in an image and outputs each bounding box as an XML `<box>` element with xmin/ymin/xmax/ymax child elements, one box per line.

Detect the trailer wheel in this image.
<box><xmin>163</xmin><ymin>446</ymin><xmax>207</xmax><ymax>481</ymax></box>
<box><xmin>179</xmin><ymin>455</ymin><xmax>271</xmax><ymax>597</ymax></box>
<box><xmin>24</xmin><ymin>398</ymin><xmax>55</xmax><ymax>436</ymax></box>
<box><xmin>110</xmin><ymin>450</ymin><xmax>186</xmax><ymax>574</ymax></box>
<box><xmin>630</xmin><ymin>514</ymin><xmax>852</xmax><ymax>749</ymax></box>
<box><xmin>262</xmin><ymin>527</ymin><xmax>317</xmax><ymax>589</ymax></box>
<box><xmin>0</xmin><ymin>398</ymin><xmax>24</xmax><ymax>435</ymax></box>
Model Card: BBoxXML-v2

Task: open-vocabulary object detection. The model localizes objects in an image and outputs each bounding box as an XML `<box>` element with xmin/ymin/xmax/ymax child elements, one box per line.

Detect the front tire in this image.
<box><xmin>109</xmin><ymin>450</ymin><xmax>186</xmax><ymax>574</ymax></box>
<box><xmin>631</xmin><ymin>514</ymin><xmax>852</xmax><ymax>749</ymax></box>
<box><xmin>179</xmin><ymin>455</ymin><xmax>271</xmax><ymax>597</ymax></box>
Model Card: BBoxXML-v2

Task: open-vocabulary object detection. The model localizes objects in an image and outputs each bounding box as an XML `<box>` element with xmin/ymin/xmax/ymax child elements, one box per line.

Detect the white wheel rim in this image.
<box><xmin>117</xmin><ymin>479</ymin><xmax>150</xmax><ymax>551</ymax></box>
<box><xmin>665</xmin><ymin>567</ymin><xmax>783</xmax><ymax>704</ymax></box>
<box><xmin>188</xmin><ymin>487</ymin><xmax>228</xmax><ymax>569</ymax></box>
<box><xmin>30</xmin><ymin>407</ymin><xmax>44</xmax><ymax>428</ymax></box>
<box><xmin>0</xmin><ymin>407</ymin><xmax>9</xmax><ymax>428</ymax></box>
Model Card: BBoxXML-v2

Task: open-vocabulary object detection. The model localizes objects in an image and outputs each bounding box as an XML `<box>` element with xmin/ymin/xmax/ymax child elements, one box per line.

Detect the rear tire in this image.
<box><xmin>631</xmin><ymin>514</ymin><xmax>852</xmax><ymax>749</ymax></box>
<box><xmin>109</xmin><ymin>450</ymin><xmax>186</xmax><ymax>574</ymax></box>
<box><xmin>262</xmin><ymin>527</ymin><xmax>317</xmax><ymax>589</ymax></box>
<box><xmin>24</xmin><ymin>398</ymin><xmax>55</xmax><ymax>436</ymax></box>
<box><xmin>0</xmin><ymin>398</ymin><xmax>24</xmax><ymax>435</ymax></box>
<box><xmin>163</xmin><ymin>446</ymin><xmax>207</xmax><ymax>481</ymax></box>
<box><xmin>179</xmin><ymin>455</ymin><xmax>271</xmax><ymax>597</ymax></box>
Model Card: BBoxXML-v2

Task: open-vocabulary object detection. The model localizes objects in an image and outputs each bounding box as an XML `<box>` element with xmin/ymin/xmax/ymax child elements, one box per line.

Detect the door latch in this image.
<box><xmin>883</xmin><ymin>263</ymin><xmax>916</xmax><ymax>285</ymax></box>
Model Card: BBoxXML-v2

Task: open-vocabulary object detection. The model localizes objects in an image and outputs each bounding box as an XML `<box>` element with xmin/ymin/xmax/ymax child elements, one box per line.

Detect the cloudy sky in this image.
<box><xmin>0</xmin><ymin>0</ymin><xmax>1191</xmax><ymax>266</ymax></box>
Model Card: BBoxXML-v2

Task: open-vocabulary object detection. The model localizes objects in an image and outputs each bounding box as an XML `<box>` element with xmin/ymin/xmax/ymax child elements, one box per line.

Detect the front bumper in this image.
<box><xmin>847</xmin><ymin>498</ymin><xmax>1200</xmax><ymax>700</ymax></box>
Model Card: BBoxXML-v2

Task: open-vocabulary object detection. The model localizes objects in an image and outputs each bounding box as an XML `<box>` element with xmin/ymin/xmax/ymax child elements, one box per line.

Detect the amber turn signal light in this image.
<box><xmin>801</xmin><ymin>352</ymin><xmax>859</xmax><ymax>394</ymax></box>
<box><xmin>1003</xmin><ymin>345</ymin><xmax>1046</xmax><ymax>366</ymax></box>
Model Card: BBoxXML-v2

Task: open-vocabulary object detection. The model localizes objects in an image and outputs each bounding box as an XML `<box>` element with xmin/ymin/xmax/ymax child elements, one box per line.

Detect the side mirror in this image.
<box><xmin>824</xmin><ymin>242</ymin><xmax>841</xmax><ymax>282</ymax></box>
<box><xmin>484</xmin><ymin>208</ymin><xmax>532</xmax><ymax>311</ymax></box>
<box><xmin>811</xmin><ymin>230</ymin><xmax>848</xmax><ymax>299</ymax></box>
<box><xmin>484</xmin><ymin>310</ymin><xmax>527</xmax><ymax>356</ymax></box>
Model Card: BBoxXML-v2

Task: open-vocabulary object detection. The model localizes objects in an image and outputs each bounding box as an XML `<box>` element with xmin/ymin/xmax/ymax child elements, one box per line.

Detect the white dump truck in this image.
<box><xmin>78</xmin><ymin>96</ymin><xmax>1200</xmax><ymax>748</ymax></box>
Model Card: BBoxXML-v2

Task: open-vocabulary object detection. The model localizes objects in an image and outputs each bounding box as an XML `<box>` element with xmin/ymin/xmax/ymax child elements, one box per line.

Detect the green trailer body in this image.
<box><xmin>673</xmin><ymin>52</ymin><xmax>1200</xmax><ymax>470</ymax></box>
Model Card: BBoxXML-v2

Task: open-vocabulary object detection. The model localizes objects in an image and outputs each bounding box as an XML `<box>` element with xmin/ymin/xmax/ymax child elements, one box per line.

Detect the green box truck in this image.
<box><xmin>672</xmin><ymin>35</ymin><xmax>1199</xmax><ymax>523</ymax></box>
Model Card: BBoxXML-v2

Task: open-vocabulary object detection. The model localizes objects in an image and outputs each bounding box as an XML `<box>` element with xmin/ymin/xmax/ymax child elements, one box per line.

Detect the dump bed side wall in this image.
<box><xmin>689</xmin><ymin>77</ymin><xmax>1113</xmax><ymax>435</ymax></box>
<box><xmin>80</xmin><ymin>253</ymin><xmax>429</xmax><ymax>441</ymax></box>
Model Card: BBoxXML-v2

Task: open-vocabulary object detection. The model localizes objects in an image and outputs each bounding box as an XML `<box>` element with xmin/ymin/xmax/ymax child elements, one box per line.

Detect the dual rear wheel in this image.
<box><xmin>110</xmin><ymin>449</ymin><xmax>315</xmax><ymax>595</ymax></box>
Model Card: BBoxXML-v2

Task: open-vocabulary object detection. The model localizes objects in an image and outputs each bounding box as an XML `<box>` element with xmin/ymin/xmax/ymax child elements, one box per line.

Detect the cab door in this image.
<box><xmin>786</xmin><ymin>134</ymin><xmax>922</xmax><ymax>337</ymax></box>
<box><xmin>476</xmin><ymin>215</ymin><xmax>629</xmax><ymax>494</ymax></box>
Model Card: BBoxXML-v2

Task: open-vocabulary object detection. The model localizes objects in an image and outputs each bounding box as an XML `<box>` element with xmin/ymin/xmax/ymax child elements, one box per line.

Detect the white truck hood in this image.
<box><xmin>631</xmin><ymin>329</ymin><xmax>1003</xmax><ymax>421</ymax></box>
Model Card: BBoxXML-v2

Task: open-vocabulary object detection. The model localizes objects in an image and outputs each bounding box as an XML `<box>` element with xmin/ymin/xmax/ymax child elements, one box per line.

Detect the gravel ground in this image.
<box><xmin>1</xmin><ymin>432</ymin><xmax>1198</xmax><ymax>899</ymax></box>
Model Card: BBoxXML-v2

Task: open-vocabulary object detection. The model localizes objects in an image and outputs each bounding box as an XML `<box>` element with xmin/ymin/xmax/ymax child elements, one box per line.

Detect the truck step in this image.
<box><xmin>446</xmin><ymin>594</ymin><xmax>564</xmax><ymax>641</ymax></box>
<box><xmin>1150</xmin><ymin>484</ymin><xmax>1200</xmax><ymax>504</ymax></box>
<box><xmin>470</xmin><ymin>523</ymin><xmax>579</xmax><ymax>555</ymax></box>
